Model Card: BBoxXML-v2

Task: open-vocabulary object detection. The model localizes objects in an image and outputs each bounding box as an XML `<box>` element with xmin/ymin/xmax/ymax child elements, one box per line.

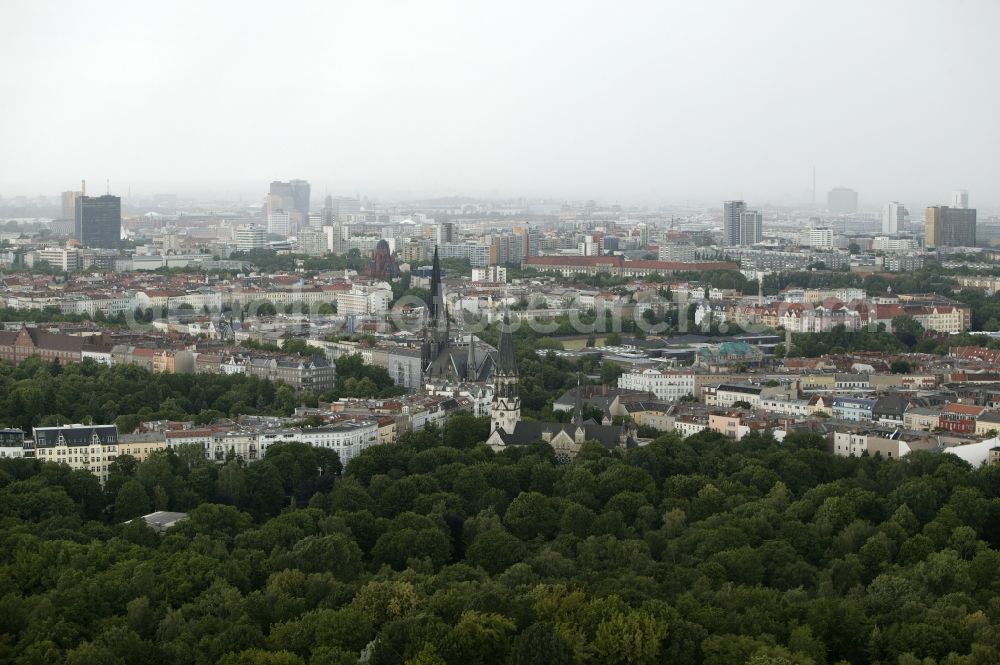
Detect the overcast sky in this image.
<box><xmin>1</xmin><ymin>0</ymin><xmax>997</xmax><ymax>208</ymax></box>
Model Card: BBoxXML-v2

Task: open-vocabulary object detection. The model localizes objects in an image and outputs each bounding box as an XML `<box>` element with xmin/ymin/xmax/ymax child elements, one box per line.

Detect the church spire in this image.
<box><xmin>573</xmin><ymin>372</ymin><xmax>583</xmax><ymax>426</ymax></box>
<box><xmin>496</xmin><ymin>312</ymin><xmax>517</xmax><ymax>375</ymax></box>
<box><xmin>429</xmin><ymin>245</ymin><xmax>442</xmax><ymax>325</ymax></box>
<box><xmin>491</xmin><ymin>311</ymin><xmax>521</xmax><ymax>434</ymax></box>
<box><xmin>466</xmin><ymin>334</ymin><xmax>476</xmax><ymax>381</ymax></box>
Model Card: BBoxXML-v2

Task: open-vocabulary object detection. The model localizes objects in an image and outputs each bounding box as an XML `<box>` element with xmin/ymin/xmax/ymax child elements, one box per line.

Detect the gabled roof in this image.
<box><xmin>942</xmin><ymin>403</ymin><xmax>986</xmax><ymax>416</ymax></box>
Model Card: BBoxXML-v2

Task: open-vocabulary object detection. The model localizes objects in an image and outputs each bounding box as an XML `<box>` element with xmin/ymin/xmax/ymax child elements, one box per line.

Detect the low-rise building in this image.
<box><xmin>903</xmin><ymin>407</ymin><xmax>942</xmax><ymax>432</ymax></box>
<box><xmin>832</xmin><ymin>397</ymin><xmax>876</xmax><ymax>422</ymax></box>
<box><xmin>0</xmin><ymin>428</ymin><xmax>26</xmax><ymax>459</ymax></box>
<box><xmin>940</xmin><ymin>403</ymin><xmax>987</xmax><ymax>434</ymax></box>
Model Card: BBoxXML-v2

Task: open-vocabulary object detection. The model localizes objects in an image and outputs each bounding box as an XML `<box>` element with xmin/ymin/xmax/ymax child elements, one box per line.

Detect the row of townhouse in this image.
<box><xmin>798</xmin><ymin>372</ymin><xmax>938</xmax><ymax>392</ymax></box>
<box><xmin>831</xmin><ymin>428</ymin><xmax>935</xmax><ymax>460</ymax></box>
<box><xmin>5</xmin><ymin>292</ymin><xmax>136</xmax><ymax>318</ymax></box>
<box><xmin>1</xmin><ymin>425</ymin><xmax>168</xmax><ymax>484</ymax></box>
<box><xmin>164</xmin><ymin>420</ymin><xmax>381</xmax><ymax>465</ymax></box>
<box><xmin>701</xmin><ymin>381</ymin><xmax>798</xmax><ymax>408</ymax></box>
<box><xmin>0</xmin><ymin>325</ymin><xmax>112</xmax><ymax>366</ymax></box>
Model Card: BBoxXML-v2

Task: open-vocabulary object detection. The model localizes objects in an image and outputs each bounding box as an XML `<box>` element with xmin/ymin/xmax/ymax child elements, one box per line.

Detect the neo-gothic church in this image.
<box><xmin>421</xmin><ymin>246</ymin><xmax>495</xmax><ymax>384</ymax></box>
<box><xmin>486</xmin><ymin>314</ymin><xmax>637</xmax><ymax>462</ymax></box>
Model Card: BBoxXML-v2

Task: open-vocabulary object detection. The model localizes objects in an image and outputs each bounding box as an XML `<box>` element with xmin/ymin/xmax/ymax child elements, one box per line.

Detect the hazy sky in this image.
<box><xmin>2</xmin><ymin>1</ymin><xmax>998</xmax><ymax>208</ymax></box>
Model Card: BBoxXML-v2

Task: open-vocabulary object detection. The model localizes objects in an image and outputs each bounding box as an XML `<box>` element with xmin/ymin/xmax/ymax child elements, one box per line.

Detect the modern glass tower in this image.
<box><xmin>75</xmin><ymin>195</ymin><xmax>121</xmax><ymax>248</ymax></box>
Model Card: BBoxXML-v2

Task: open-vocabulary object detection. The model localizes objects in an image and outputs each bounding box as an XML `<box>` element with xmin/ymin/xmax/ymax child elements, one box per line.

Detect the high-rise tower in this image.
<box><xmin>722</xmin><ymin>200</ymin><xmax>745</xmax><ymax>246</ymax></box>
<box><xmin>882</xmin><ymin>201</ymin><xmax>909</xmax><ymax>235</ymax></box>
<box><xmin>75</xmin><ymin>195</ymin><xmax>121</xmax><ymax>248</ymax></box>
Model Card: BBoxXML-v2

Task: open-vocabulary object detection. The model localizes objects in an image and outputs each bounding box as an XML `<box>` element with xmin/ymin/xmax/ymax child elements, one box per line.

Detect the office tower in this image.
<box><xmin>289</xmin><ymin>179</ymin><xmax>310</xmax><ymax>217</ymax></box>
<box><xmin>268</xmin><ymin>180</ymin><xmax>310</xmax><ymax>228</ymax></box>
<box><xmin>827</xmin><ymin>187</ymin><xmax>859</xmax><ymax>214</ymax></box>
<box><xmin>738</xmin><ymin>210</ymin><xmax>762</xmax><ymax>245</ymax></box>
<box><xmin>881</xmin><ymin>201</ymin><xmax>909</xmax><ymax>235</ymax></box>
<box><xmin>952</xmin><ymin>189</ymin><xmax>969</xmax><ymax>209</ymax></box>
<box><xmin>329</xmin><ymin>196</ymin><xmax>361</xmax><ymax>222</ymax></box>
<box><xmin>925</xmin><ymin>207</ymin><xmax>940</xmax><ymax>248</ymax></box>
<box><xmin>267</xmin><ymin>210</ymin><xmax>291</xmax><ymax>236</ymax></box>
<box><xmin>925</xmin><ymin>206</ymin><xmax>976</xmax><ymax>249</ymax></box>
<box><xmin>308</xmin><ymin>213</ymin><xmax>323</xmax><ymax>228</ymax></box>
<box><xmin>75</xmin><ymin>195</ymin><xmax>121</xmax><ymax>248</ymax></box>
<box><xmin>722</xmin><ymin>200</ymin><xmax>745</xmax><ymax>246</ymax></box>
<box><xmin>236</xmin><ymin>224</ymin><xmax>267</xmax><ymax>252</ymax></box>
<box><xmin>322</xmin><ymin>195</ymin><xmax>336</xmax><ymax>225</ymax></box>
<box><xmin>435</xmin><ymin>222</ymin><xmax>455</xmax><ymax>245</ymax></box>
<box><xmin>61</xmin><ymin>190</ymin><xmax>82</xmax><ymax>220</ymax></box>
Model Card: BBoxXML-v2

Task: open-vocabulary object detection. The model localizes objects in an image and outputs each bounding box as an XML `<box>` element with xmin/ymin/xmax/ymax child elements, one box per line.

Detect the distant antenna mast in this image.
<box><xmin>81</xmin><ymin>179</ymin><xmax>86</xmax><ymax>196</ymax></box>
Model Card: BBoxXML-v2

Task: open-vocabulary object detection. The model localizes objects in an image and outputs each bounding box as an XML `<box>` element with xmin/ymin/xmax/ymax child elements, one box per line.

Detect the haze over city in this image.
<box><xmin>2</xmin><ymin>0</ymin><xmax>998</xmax><ymax>207</ymax></box>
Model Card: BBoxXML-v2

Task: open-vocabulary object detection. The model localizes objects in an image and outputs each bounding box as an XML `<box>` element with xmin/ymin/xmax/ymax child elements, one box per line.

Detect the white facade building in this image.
<box><xmin>267</xmin><ymin>211</ymin><xmax>291</xmax><ymax>236</ymax></box>
<box><xmin>799</xmin><ymin>228</ymin><xmax>834</xmax><ymax>250</ymax></box>
<box><xmin>872</xmin><ymin>236</ymin><xmax>916</xmax><ymax>253</ymax></box>
<box><xmin>236</xmin><ymin>225</ymin><xmax>267</xmax><ymax>252</ymax></box>
<box><xmin>617</xmin><ymin>369</ymin><xmax>695</xmax><ymax>401</ymax></box>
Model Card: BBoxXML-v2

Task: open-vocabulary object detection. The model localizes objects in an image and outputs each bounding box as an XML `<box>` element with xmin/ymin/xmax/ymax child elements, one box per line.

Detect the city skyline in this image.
<box><xmin>1</xmin><ymin>1</ymin><xmax>998</xmax><ymax>206</ymax></box>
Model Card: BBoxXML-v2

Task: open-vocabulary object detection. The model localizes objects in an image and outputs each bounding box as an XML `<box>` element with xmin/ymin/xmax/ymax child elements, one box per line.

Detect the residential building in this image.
<box><xmin>739</xmin><ymin>209</ymin><xmax>763</xmax><ymax>245</ymax></box>
<box><xmin>903</xmin><ymin>407</ymin><xmax>942</xmax><ymax>432</ymax></box>
<box><xmin>247</xmin><ymin>356</ymin><xmax>337</xmax><ymax>393</ymax></box>
<box><xmin>723</xmin><ymin>200</ymin><xmax>762</xmax><ymax>246</ymax></box>
<box><xmin>723</xmin><ymin>200</ymin><xmax>745</xmax><ymax>246</ymax></box>
<box><xmin>0</xmin><ymin>429</ymin><xmax>26</xmax><ymax>459</ymax></box>
<box><xmin>939</xmin><ymin>403</ymin><xmax>986</xmax><ymax>434</ymax></box>
<box><xmin>471</xmin><ymin>265</ymin><xmax>508</xmax><ymax>283</ymax></box>
<box><xmin>522</xmin><ymin>256</ymin><xmax>738</xmax><ymax>278</ymax></box>
<box><xmin>832</xmin><ymin>397</ymin><xmax>876</xmax><ymax>421</ymax></box>
<box><xmin>800</xmin><ymin>228</ymin><xmax>834</xmax><ymax>249</ymax></box>
<box><xmin>33</xmin><ymin>424</ymin><xmax>119</xmax><ymax>484</ymax></box>
<box><xmin>974</xmin><ymin>412</ymin><xmax>1000</xmax><ymax>437</ymax></box>
<box><xmin>709</xmin><ymin>412</ymin><xmax>747</xmax><ymax>440</ymax></box>
<box><xmin>26</xmin><ymin>247</ymin><xmax>81</xmax><ymax>272</ymax></box>
<box><xmin>117</xmin><ymin>433</ymin><xmax>168</xmax><ymax>463</ymax></box>
<box><xmin>296</xmin><ymin>226</ymin><xmax>327</xmax><ymax>256</ymax></box>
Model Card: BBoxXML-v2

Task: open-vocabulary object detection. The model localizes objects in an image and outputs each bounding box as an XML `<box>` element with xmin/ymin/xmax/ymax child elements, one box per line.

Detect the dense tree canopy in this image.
<box><xmin>0</xmin><ymin>358</ymin><xmax>313</xmax><ymax>433</ymax></box>
<box><xmin>2</xmin><ymin>425</ymin><xmax>999</xmax><ymax>665</ymax></box>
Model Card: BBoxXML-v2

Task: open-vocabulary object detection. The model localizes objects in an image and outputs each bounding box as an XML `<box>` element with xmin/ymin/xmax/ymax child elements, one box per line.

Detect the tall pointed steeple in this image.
<box><xmin>496</xmin><ymin>312</ymin><xmax>518</xmax><ymax>376</ymax></box>
<box><xmin>573</xmin><ymin>372</ymin><xmax>583</xmax><ymax>426</ymax></box>
<box><xmin>491</xmin><ymin>312</ymin><xmax>521</xmax><ymax>434</ymax></box>
<box><xmin>466</xmin><ymin>334</ymin><xmax>476</xmax><ymax>381</ymax></box>
<box><xmin>429</xmin><ymin>245</ymin><xmax>443</xmax><ymax>327</ymax></box>
<box><xmin>422</xmin><ymin>245</ymin><xmax>450</xmax><ymax>380</ymax></box>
